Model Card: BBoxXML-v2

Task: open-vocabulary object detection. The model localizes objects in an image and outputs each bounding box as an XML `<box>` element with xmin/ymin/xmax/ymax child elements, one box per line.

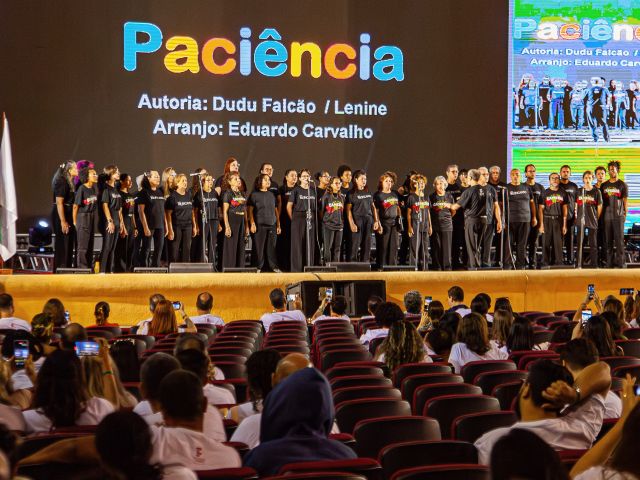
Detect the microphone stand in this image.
<box><xmin>413</xmin><ymin>196</ymin><xmax>421</xmax><ymax>271</ymax></box>
<box><xmin>577</xmin><ymin>187</ymin><xmax>586</xmax><ymax>269</ymax></box>
<box><xmin>305</xmin><ymin>182</ymin><xmax>313</xmax><ymax>268</ymax></box>
<box><xmin>199</xmin><ymin>175</ymin><xmax>208</xmax><ymax>263</ymax></box>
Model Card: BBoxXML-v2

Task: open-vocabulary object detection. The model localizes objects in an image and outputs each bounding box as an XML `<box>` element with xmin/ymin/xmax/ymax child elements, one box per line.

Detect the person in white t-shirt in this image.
<box><xmin>0</xmin><ymin>294</ymin><xmax>30</xmax><ymax>332</ymax></box>
<box><xmin>259</xmin><ymin>288</ymin><xmax>306</xmax><ymax>333</ymax></box>
<box><xmin>474</xmin><ymin>358</ymin><xmax>611</xmax><ymax>465</ymax></box>
<box><xmin>446</xmin><ymin>285</ymin><xmax>470</xmax><ymax>317</ymax></box>
<box><xmin>173</xmin><ymin>334</ymin><xmax>225</xmax><ymax>381</ymax></box>
<box><xmin>448</xmin><ymin>313</ymin><xmax>509</xmax><ymax>374</ymax></box>
<box><xmin>311</xmin><ymin>295</ymin><xmax>351</xmax><ymax>324</ymax></box>
<box><xmin>188</xmin><ymin>292</ymin><xmax>224</xmax><ymax>328</ymax></box>
<box><xmin>175</xmin><ymin>349</ymin><xmax>235</xmax><ymax>406</ymax></box>
<box><xmin>134</xmin><ymin>293</ymin><xmax>165</xmax><ymax>334</ymax></box>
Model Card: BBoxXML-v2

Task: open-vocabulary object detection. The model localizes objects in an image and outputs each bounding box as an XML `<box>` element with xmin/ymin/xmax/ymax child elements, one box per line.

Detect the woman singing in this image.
<box><xmin>222</xmin><ymin>172</ymin><xmax>248</xmax><ymax>269</ymax></box>
<box><xmin>51</xmin><ymin>161</ymin><xmax>78</xmax><ymax>272</ymax></box>
<box><xmin>248</xmin><ymin>174</ymin><xmax>281</xmax><ymax>272</ymax></box>
<box><xmin>98</xmin><ymin>165</ymin><xmax>124</xmax><ymax>273</ymax></box>
<box><xmin>429</xmin><ymin>176</ymin><xmax>455</xmax><ymax>270</ymax></box>
<box><xmin>114</xmin><ymin>173</ymin><xmax>137</xmax><ymax>272</ymax></box>
<box><xmin>276</xmin><ymin>169</ymin><xmax>298</xmax><ymax>271</ymax></box>
<box><xmin>190</xmin><ymin>168</ymin><xmax>208</xmax><ymax>262</ymax></box>
<box><xmin>73</xmin><ymin>168</ymin><xmax>99</xmax><ymax>269</ymax></box>
<box><xmin>192</xmin><ymin>174</ymin><xmax>221</xmax><ymax>265</ymax></box>
<box><xmin>215</xmin><ymin>157</ymin><xmax>247</xmax><ymax>194</ymax></box>
<box><xmin>287</xmin><ymin>169</ymin><xmax>317</xmax><ymax>272</ymax></box>
<box><xmin>374</xmin><ymin>173</ymin><xmax>401</xmax><ymax>268</ymax></box>
<box><xmin>165</xmin><ymin>174</ymin><xmax>196</xmax><ymax>263</ymax></box>
<box><xmin>347</xmin><ymin>170</ymin><xmax>379</xmax><ymax>263</ymax></box>
<box><xmin>137</xmin><ymin>171</ymin><xmax>166</xmax><ymax>267</ymax></box>
<box><xmin>406</xmin><ymin>174</ymin><xmax>431</xmax><ymax>270</ymax></box>
<box><xmin>320</xmin><ymin>176</ymin><xmax>345</xmax><ymax>264</ymax></box>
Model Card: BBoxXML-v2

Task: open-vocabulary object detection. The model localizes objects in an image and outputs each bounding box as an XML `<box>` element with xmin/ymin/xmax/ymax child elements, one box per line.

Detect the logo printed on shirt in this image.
<box><xmin>545</xmin><ymin>194</ymin><xmax>564</xmax><ymax>206</ymax></box>
<box><xmin>83</xmin><ymin>195</ymin><xmax>97</xmax><ymax>206</ymax></box>
<box><xmin>382</xmin><ymin>197</ymin><xmax>398</xmax><ymax>209</ymax></box>
<box><xmin>325</xmin><ymin>201</ymin><xmax>343</xmax><ymax>214</ymax></box>
<box><xmin>431</xmin><ymin>200</ymin><xmax>448</xmax><ymax>213</ymax></box>
<box><xmin>603</xmin><ymin>187</ymin><xmax>622</xmax><ymax>198</ymax></box>
<box><xmin>577</xmin><ymin>194</ymin><xmax>598</xmax><ymax>206</ymax></box>
<box><xmin>411</xmin><ymin>200</ymin><xmax>429</xmax><ymax>213</ymax></box>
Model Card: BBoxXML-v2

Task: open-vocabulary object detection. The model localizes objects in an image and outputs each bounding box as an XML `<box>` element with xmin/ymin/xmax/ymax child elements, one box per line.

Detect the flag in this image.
<box><xmin>0</xmin><ymin>115</ymin><xmax>17</xmax><ymax>261</ymax></box>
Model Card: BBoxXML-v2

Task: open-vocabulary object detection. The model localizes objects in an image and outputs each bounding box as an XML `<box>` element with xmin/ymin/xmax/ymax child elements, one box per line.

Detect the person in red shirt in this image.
<box><xmin>86</xmin><ymin>302</ymin><xmax>119</xmax><ymax>328</ymax></box>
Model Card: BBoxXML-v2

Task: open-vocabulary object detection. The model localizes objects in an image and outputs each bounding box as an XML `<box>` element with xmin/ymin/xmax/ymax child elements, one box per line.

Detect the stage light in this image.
<box><xmin>28</xmin><ymin>219</ymin><xmax>53</xmax><ymax>253</ymax></box>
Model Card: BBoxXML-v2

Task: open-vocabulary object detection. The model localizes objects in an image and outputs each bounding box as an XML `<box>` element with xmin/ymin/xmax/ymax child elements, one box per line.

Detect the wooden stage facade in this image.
<box><xmin>0</xmin><ymin>269</ymin><xmax>638</xmax><ymax>326</ymax></box>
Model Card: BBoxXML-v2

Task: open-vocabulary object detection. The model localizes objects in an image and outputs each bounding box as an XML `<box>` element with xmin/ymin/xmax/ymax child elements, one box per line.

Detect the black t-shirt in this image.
<box><xmin>429</xmin><ymin>192</ymin><xmax>454</xmax><ymax>232</ymax></box>
<box><xmin>193</xmin><ymin>189</ymin><xmax>220</xmax><ymax>221</ymax></box>
<box><xmin>347</xmin><ymin>190</ymin><xmax>374</xmax><ymax>219</ymax></box>
<box><xmin>457</xmin><ymin>185</ymin><xmax>486</xmax><ymax>219</ymax></box>
<box><xmin>138</xmin><ymin>187</ymin><xmax>166</xmax><ymax>229</ymax></box>
<box><xmin>485</xmin><ymin>185</ymin><xmax>498</xmax><ymax>223</ymax></box>
<box><xmin>490</xmin><ymin>182</ymin><xmax>507</xmax><ymax>204</ymax></box>
<box><xmin>222</xmin><ymin>189</ymin><xmax>247</xmax><ymax>216</ymax></box>
<box><xmin>540</xmin><ymin>188</ymin><xmax>568</xmax><ymax>217</ymax></box>
<box><xmin>288</xmin><ymin>186</ymin><xmax>317</xmax><ymax>213</ymax></box>
<box><xmin>321</xmin><ymin>192</ymin><xmax>345</xmax><ymax>231</ymax></box>
<box><xmin>506</xmin><ymin>183</ymin><xmax>532</xmax><ymax>223</ymax></box>
<box><xmin>447</xmin><ymin>183</ymin><xmax>466</xmax><ymax>227</ymax></box>
<box><xmin>559</xmin><ymin>181</ymin><xmax>578</xmax><ymax>220</ymax></box>
<box><xmin>278</xmin><ymin>184</ymin><xmax>296</xmax><ymax>220</ymax></box>
<box><xmin>53</xmin><ymin>176</ymin><xmax>75</xmax><ymax>206</ymax></box>
<box><xmin>576</xmin><ymin>188</ymin><xmax>602</xmax><ymax>229</ymax></box>
<box><xmin>248</xmin><ymin>190</ymin><xmax>277</xmax><ymax>226</ymax></box>
<box><xmin>74</xmin><ymin>184</ymin><xmax>98</xmax><ymax>214</ymax></box>
<box><xmin>601</xmin><ymin>180</ymin><xmax>628</xmax><ymax>220</ymax></box>
<box><xmin>165</xmin><ymin>190</ymin><xmax>193</xmax><ymax>227</ymax></box>
<box><xmin>374</xmin><ymin>191</ymin><xmax>400</xmax><ymax>225</ymax></box>
<box><xmin>527</xmin><ymin>182</ymin><xmax>545</xmax><ymax>207</ymax></box>
<box><xmin>215</xmin><ymin>175</ymin><xmax>247</xmax><ymax>192</ymax></box>
<box><xmin>268</xmin><ymin>179</ymin><xmax>279</xmax><ymax>198</ymax></box>
<box><xmin>406</xmin><ymin>193</ymin><xmax>430</xmax><ymax>232</ymax></box>
<box><xmin>340</xmin><ymin>186</ymin><xmax>351</xmax><ymax>197</ymax></box>
<box><xmin>121</xmin><ymin>190</ymin><xmax>136</xmax><ymax>221</ymax></box>
<box><xmin>100</xmin><ymin>185</ymin><xmax>123</xmax><ymax>227</ymax></box>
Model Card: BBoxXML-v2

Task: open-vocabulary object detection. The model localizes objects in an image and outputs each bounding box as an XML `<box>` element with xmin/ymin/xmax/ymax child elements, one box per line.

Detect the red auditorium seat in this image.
<box><xmin>268</xmin><ymin>473</ymin><xmax>366</xmax><ymax>480</ymax></box>
<box><xmin>534</xmin><ymin>315</ymin><xmax>569</xmax><ymax>327</ymax></box>
<box><xmin>492</xmin><ymin>381</ymin><xmax>523</xmax><ymax>410</ymax></box>
<box><xmin>452</xmin><ymin>411</ymin><xmax>517</xmax><ymax>442</ymax></box>
<box><xmin>532</xmin><ymin>329</ymin><xmax>554</xmax><ymax>344</ymax></box>
<box><xmin>380</xmin><ymin>441</ymin><xmax>478</xmax><ymax>479</ymax></box>
<box><xmin>263</xmin><ymin>339</ymin><xmax>309</xmax><ymax>349</ymax></box>
<box><xmin>600</xmin><ymin>356</ymin><xmax>640</xmax><ymax>370</ymax></box>
<box><xmin>196</xmin><ymin>467</ymin><xmax>258</xmax><ymax>479</ymax></box>
<box><xmin>208</xmin><ymin>346</ymin><xmax>253</xmax><ymax>358</ymax></box>
<box><xmin>321</xmin><ymin>349</ymin><xmax>372</xmax><ymax>371</ymax></box>
<box><xmin>391</xmin><ymin>464</ymin><xmax>489</xmax><ymax>480</ymax></box>
<box><xmin>86</xmin><ymin>329</ymin><xmax>115</xmax><ymax>340</ymax></box>
<box><xmin>330</xmin><ymin>375</ymin><xmax>392</xmax><ymax>390</ymax></box>
<box><xmin>509</xmin><ymin>349</ymin><xmax>556</xmax><ymax>367</ymax></box>
<box><xmin>116</xmin><ymin>334</ymin><xmax>156</xmax><ymax>349</ymax></box>
<box><xmin>412</xmin><ymin>383</ymin><xmax>482</xmax><ymax>416</ymax></box>
<box><xmin>473</xmin><ymin>370</ymin><xmax>528</xmax><ymax>395</ymax></box>
<box><xmin>518</xmin><ymin>354</ymin><xmax>559</xmax><ymax>371</ymax></box>
<box><xmin>326</xmin><ymin>365</ymin><xmax>385</xmax><ymax>380</ymax></box>
<box><xmin>422</xmin><ymin>394</ymin><xmax>500</xmax><ymax>439</ymax></box>
<box><xmin>209</xmin><ymin>354</ymin><xmax>247</xmax><ymax>364</ymax></box>
<box><xmin>612</xmin><ymin>364</ymin><xmax>640</xmax><ymax>378</ymax></box>
<box><xmin>557</xmin><ymin>450</ymin><xmax>588</xmax><ymax>470</ymax></box>
<box><xmin>333</xmin><ymin>386</ymin><xmax>401</xmax><ymax>405</ymax></box>
<box><xmin>352</xmin><ymin>416</ymin><xmax>441</xmax><ymax>458</ymax></box>
<box><xmin>460</xmin><ymin>360</ymin><xmax>516</xmax><ymax>384</ymax></box>
<box><xmin>615</xmin><ymin>340</ymin><xmax>640</xmax><ymax>357</ymax></box>
<box><xmin>278</xmin><ymin>458</ymin><xmax>381</xmax><ymax>479</ymax></box>
<box><xmin>335</xmin><ymin>398</ymin><xmax>411</xmax><ymax>434</ymax></box>
<box><xmin>623</xmin><ymin>328</ymin><xmax>640</xmax><ymax>340</ymax></box>
<box><xmin>393</xmin><ymin>363</ymin><xmax>454</xmax><ymax>387</ymax></box>
<box><xmin>553</xmin><ymin>310</ymin><xmax>576</xmax><ymax>318</ymax></box>
<box><xmin>213</xmin><ymin>362</ymin><xmax>247</xmax><ymax>379</ymax></box>
<box><xmin>401</xmin><ymin>373</ymin><xmax>464</xmax><ymax>402</ymax></box>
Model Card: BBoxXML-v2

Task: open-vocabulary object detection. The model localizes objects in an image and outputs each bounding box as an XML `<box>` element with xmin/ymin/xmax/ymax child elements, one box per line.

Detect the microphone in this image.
<box><xmin>189</xmin><ymin>172</ymin><xmax>203</xmax><ymax>177</ymax></box>
<box><xmin>308</xmin><ymin>179</ymin><xmax>316</xmax><ymax>183</ymax></box>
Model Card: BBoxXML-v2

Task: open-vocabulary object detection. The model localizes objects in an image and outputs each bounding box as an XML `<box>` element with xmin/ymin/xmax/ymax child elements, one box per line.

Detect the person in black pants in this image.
<box><xmin>406</xmin><ymin>174</ymin><xmax>431</xmax><ymax>270</ymax></box>
<box><xmin>504</xmin><ymin>168</ymin><xmax>536</xmax><ymax>270</ymax></box>
<box><xmin>346</xmin><ymin>170</ymin><xmax>379</xmax><ymax>263</ymax></box>
<box><xmin>222</xmin><ymin>172</ymin><xmax>248</xmax><ymax>269</ymax></box>
<box><xmin>98</xmin><ymin>165</ymin><xmax>124</xmax><ymax>273</ymax></box>
<box><xmin>189</xmin><ymin>167</ymin><xmax>208</xmax><ymax>262</ymax></box>
<box><xmin>575</xmin><ymin>171</ymin><xmax>602</xmax><ymax>268</ymax></box>
<box><xmin>192</xmin><ymin>174</ymin><xmax>221</xmax><ymax>265</ymax></box>
<box><xmin>165</xmin><ymin>174</ymin><xmax>196</xmax><ymax>264</ymax></box>
<box><xmin>445</xmin><ymin>165</ymin><xmax>465</xmax><ymax>269</ymax></box>
<box><xmin>248</xmin><ymin>174</ymin><xmax>281</xmax><ymax>272</ymax></box>
<box><xmin>374</xmin><ymin>172</ymin><xmax>401</xmax><ymax>268</ymax></box>
<box><xmin>52</xmin><ymin>161</ymin><xmax>78</xmax><ymax>272</ymax></box>
<box><xmin>478</xmin><ymin>167</ymin><xmax>501</xmax><ymax>267</ymax></box>
<box><xmin>601</xmin><ymin>160</ymin><xmax>628</xmax><ymax>268</ymax></box>
<box><xmin>429</xmin><ymin>176</ymin><xmax>455</xmax><ymax>270</ymax></box>
<box><xmin>451</xmin><ymin>170</ymin><xmax>486</xmax><ymax>269</ymax></box>
<box><xmin>114</xmin><ymin>173</ymin><xmax>137</xmax><ymax>272</ymax></box>
<box><xmin>539</xmin><ymin>173</ymin><xmax>568</xmax><ymax>267</ymax></box>
<box><xmin>137</xmin><ymin>171</ymin><xmax>166</xmax><ymax>268</ymax></box>
<box><xmin>73</xmin><ymin>167</ymin><xmax>99</xmax><ymax>270</ymax></box>
<box><xmin>524</xmin><ymin>164</ymin><xmax>544</xmax><ymax>268</ymax></box>
<box><xmin>287</xmin><ymin>169</ymin><xmax>317</xmax><ymax>272</ymax></box>
<box><xmin>320</xmin><ymin>176</ymin><xmax>345</xmax><ymax>264</ymax></box>
<box><xmin>559</xmin><ymin>165</ymin><xmax>578</xmax><ymax>265</ymax></box>
<box><xmin>276</xmin><ymin>169</ymin><xmax>298</xmax><ymax>272</ymax></box>
<box><xmin>594</xmin><ymin>166</ymin><xmax>607</xmax><ymax>267</ymax></box>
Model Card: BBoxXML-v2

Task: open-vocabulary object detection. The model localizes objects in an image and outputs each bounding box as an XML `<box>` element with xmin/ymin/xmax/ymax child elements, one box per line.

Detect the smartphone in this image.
<box><xmin>287</xmin><ymin>294</ymin><xmax>297</xmax><ymax>302</ymax></box>
<box><xmin>635</xmin><ymin>384</ymin><xmax>640</xmax><ymax>396</ymax></box>
<box><xmin>75</xmin><ymin>341</ymin><xmax>100</xmax><ymax>356</ymax></box>
<box><xmin>620</xmin><ymin>288</ymin><xmax>635</xmax><ymax>296</ymax></box>
<box><xmin>424</xmin><ymin>296</ymin><xmax>432</xmax><ymax>308</ymax></box>
<box><xmin>581</xmin><ymin>309</ymin><xmax>592</xmax><ymax>326</ymax></box>
<box><xmin>587</xmin><ymin>284</ymin><xmax>595</xmax><ymax>299</ymax></box>
<box><xmin>172</xmin><ymin>301</ymin><xmax>182</xmax><ymax>310</ymax></box>
<box><xmin>64</xmin><ymin>310</ymin><xmax>70</xmax><ymax>322</ymax></box>
<box><xmin>326</xmin><ymin>288</ymin><xmax>333</xmax><ymax>301</ymax></box>
<box><xmin>14</xmin><ymin>340</ymin><xmax>29</xmax><ymax>369</ymax></box>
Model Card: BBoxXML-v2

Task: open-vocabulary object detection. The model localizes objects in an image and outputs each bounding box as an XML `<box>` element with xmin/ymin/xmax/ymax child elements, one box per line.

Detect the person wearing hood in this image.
<box><xmin>243</xmin><ymin>367</ymin><xmax>356</xmax><ymax>476</ymax></box>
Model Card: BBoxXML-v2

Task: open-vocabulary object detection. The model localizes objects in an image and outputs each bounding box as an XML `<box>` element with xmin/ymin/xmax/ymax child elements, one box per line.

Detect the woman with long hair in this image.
<box><xmin>277</xmin><ymin>169</ymin><xmax>298</xmax><ymax>271</ymax></box>
<box><xmin>346</xmin><ymin>170</ymin><xmax>379</xmax><ymax>263</ymax></box>
<box><xmin>81</xmin><ymin>355</ymin><xmax>137</xmax><ymax>409</ymax></box>
<box><xmin>192</xmin><ymin>174</ymin><xmax>221</xmax><ymax>265</ymax></box>
<box><xmin>375</xmin><ymin>318</ymin><xmax>430</xmax><ymax>372</ymax></box>
<box><xmin>139</xmin><ymin>300</ymin><xmax>196</xmax><ymax>336</ymax></box>
<box><xmin>222</xmin><ymin>172</ymin><xmax>248</xmax><ymax>269</ymax></box>
<box><xmin>248</xmin><ymin>174</ymin><xmax>281</xmax><ymax>272</ymax></box>
<box><xmin>429</xmin><ymin>175</ymin><xmax>455</xmax><ymax>270</ymax></box>
<box><xmin>374</xmin><ymin>172</ymin><xmax>401</xmax><ymax>268</ymax></box>
<box><xmin>52</xmin><ymin>161</ymin><xmax>79</xmax><ymax>271</ymax></box>
<box><xmin>114</xmin><ymin>173</ymin><xmax>137</xmax><ymax>272</ymax></box>
<box><xmin>99</xmin><ymin>165</ymin><xmax>124</xmax><ymax>273</ymax></box>
<box><xmin>165</xmin><ymin>173</ymin><xmax>196</xmax><ymax>263</ymax></box>
<box><xmin>160</xmin><ymin>167</ymin><xmax>176</xmax><ymax>199</ymax></box>
<box><xmin>42</xmin><ymin>298</ymin><xmax>68</xmax><ymax>328</ymax></box>
<box><xmin>602</xmin><ymin>297</ymin><xmax>627</xmax><ymax>339</ymax></box>
<box><xmin>406</xmin><ymin>174</ymin><xmax>431</xmax><ymax>270</ymax></box>
<box><xmin>87</xmin><ymin>301</ymin><xmax>118</xmax><ymax>328</ymax></box>
<box><xmin>287</xmin><ymin>169</ymin><xmax>317</xmax><ymax>272</ymax></box>
<box><xmin>73</xmin><ymin>167</ymin><xmax>99</xmax><ymax>269</ymax></box>
<box><xmin>449</xmin><ymin>313</ymin><xmax>508</xmax><ymax>373</ymax></box>
<box><xmin>418</xmin><ymin>300</ymin><xmax>445</xmax><ymax>333</ymax></box>
<box><xmin>578</xmin><ymin>315</ymin><xmax>623</xmax><ymax>357</ymax></box>
<box><xmin>506</xmin><ymin>315</ymin><xmax>539</xmax><ymax>352</ymax></box>
<box><xmin>320</xmin><ymin>176</ymin><xmax>345</xmax><ymax>264</ymax></box>
<box><xmin>109</xmin><ymin>339</ymin><xmax>141</xmax><ymax>383</ymax></box>
<box><xmin>492</xmin><ymin>309</ymin><xmax>514</xmax><ymax>352</ymax></box>
<box><xmin>215</xmin><ymin>157</ymin><xmax>247</xmax><ymax>194</ymax></box>
<box><xmin>137</xmin><ymin>171</ymin><xmax>166</xmax><ymax>267</ymax></box>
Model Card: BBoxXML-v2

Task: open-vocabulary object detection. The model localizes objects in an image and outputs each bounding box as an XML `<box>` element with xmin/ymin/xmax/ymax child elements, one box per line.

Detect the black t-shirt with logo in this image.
<box><xmin>457</xmin><ymin>185</ymin><xmax>486</xmax><ymax>219</ymax></box>
<box><xmin>576</xmin><ymin>188</ymin><xmax>602</xmax><ymax>229</ymax></box>
<box><xmin>53</xmin><ymin>176</ymin><xmax>75</xmax><ymax>206</ymax></box>
<box><xmin>248</xmin><ymin>190</ymin><xmax>277</xmax><ymax>226</ymax></box>
<box><xmin>222</xmin><ymin>189</ymin><xmax>247</xmax><ymax>216</ymax></box>
<box><xmin>347</xmin><ymin>190</ymin><xmax>374</xmax><ymax>219</ymax></box>
<box><xmin>138</xmin><ymin>188</ymin><xmax>166</xmax><ymax>229</ymax></box>
<box><xmin>74</xmin><ymin>184</ymin><xmax>98</xmax><ymax>214</ymax></box>
<box><xmin>540</xmin><ymin>188</ymin><xmax>568</xmax><ymax>217</ymax></box>
<box><xmin>446</xmin><ymin>183</ymin><xmax>464</xmax><ymax>226</ymax></box>
<box><xmin>121</xmin><ymin>190</ymin><xmax>136</xmax><ymax>222</ymax></box>
<box><xmin>506</xmin><ymin>183</ymin><xmax>532</xmax><ymax>223</ymax></box>
<box><xmin>601</xmin><ymin>179</ymin><xmax>628</xmax><ymax>220</ymax></box>
<box><xmin>321</xmin><ymin>192</ymin><xmax>345</xmax><ymax>231</ymax></box>
<box><xmin>559</xmin><ymin>181</ymin><xmax>578</xmax><ymax>220</ymax></box>
<box><xmin>429</xmin><ymin>192</ymin><xmax>454</xmax><ymax>231</ymax></box>
<box><xmin>165</xmin><ymin>190</ymin><xmax>193</xmax><ymax>227</ymax></box>
<box><xmin>268</xmin><ymin>179</ymin><xmax>280</xmax><ymax>198</ymax></box>
<box><xmin>485</xmin><ymin>185</ymin><xmax>498</xmax><ymax>223</ymax></box>
<box><xmin>406</xmin><ymin>193</ymin><xmax>430</xmax><ymax>232</ymax></box>
<box><xmin>100</xmin><ymin>185</ymin><xmax>123</xmax><ymax>227</ymax></box>
<box><xmin>289</xmin><ymin>186</ymin><xmax>317</xmax><ymax>214</ymax></box>
<box><xmin>374</xmin><ymin>191</ymin><xmax>400</xmax><ymax>225</ymax></box>
<box><xmin>527</xmin><ymin>182</ymin><xmax>545</xmax><ymax>207</ymax></box>
<box><xmin>278</xmin><ymin>184</ymin><xmax>296</xmax><ymax>221</ymax></box>
<box><xmin>193</xmin><ymin>189</ymin><xmax>220</xmax><ymax>221</ymax></box>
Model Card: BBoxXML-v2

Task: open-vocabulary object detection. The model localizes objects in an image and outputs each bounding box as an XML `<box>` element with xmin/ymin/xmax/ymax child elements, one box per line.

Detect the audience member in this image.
<box><xmin>360</xmin><ymin>301</ymin><xmax>403</xmax><ymax>345</ymax></box>
<box><xmin>359</xmin><ymin>295</ymin><xmax>384</xmax><ymax>322</ymax></box>
<box><xmin>175</xmin><ymin>348</ymin><xmax>235</xmax><ymax>406</ymax></box>
<box><xmin>260</xmin><ymin>288</ymin><xmax>306</xmax><ymax>332</ymax></box>
<box><xmin>446</xmin><ymin>285</ymin><xmax>469</xmax><ymax>315</ymax></box>
<box><xmin>0</xmin><ymin>359</ymin><xmax>26</xmax><ymax>431</ymax></box>
<box><xmin>449</xmin><ymin>313</ymin><xmax>508</xmax><ymax>373</ymax></box>
<box><xmin>42</xmin><ymin>297</ymin><xmax>68</xmax><ymax>328</ymax></box>
<box><xmin>507</xmin><ymin>316</ymin><xmax>548</xmax><ymax>352</ymax></box>
<box><xmin>417</xmin><ymin>300</ymin><xmax>444</xmax><ymax>333</ymax></box>
<box><xmin>2</xmin><ymin>330</ymin><xmax>44</xmax><ymax>391</ymax></box>
<box><xmin>139</xmin><ymin>300</ymin><xmax>196</xmax><ymax>336</ymax></box>
<box><xmin>602</xmin><ymin>297</ymin><xmax>627</xmax><ymax>338</ymax></box>
<box><xmin>81</xmin><ymin>354</ymin><xmax>137</xmax><ymax>409</ymax></box>
<box><xmin>575</xmin><ymin>315</ymin><xmax>623</xmax><ymax>357</ymax></box>
<box><xmin>494</xmin><ymin>297</ymin><xmax>514</xmax><ymax>315</ymax></box>
<box><xmin>471</xmin><ymin>294</ymin><xmax>494</xmax><ymax>322</ymax></box>
<box><xmin>311</xmin><ymin>295</ymin><xmax>350</xmax><ymax>323</ymax></box>
<box><xmin>439</xmin><ymin>311</ymin><xmax>462</xmax><ymax>338</ymax></box>
<box><xmin>0</xmin><ymin>425</ymin><xmax>19</xmax><ymax>479</ymax></box>
<box><xmin>87</xmin><ymin>301</ymin><xmax>118</xmax><ymax>328</ymax></box>
<box><xmin>403</xmin><ymin>290</ymin><xmax>423</xmax><ymax>319</ymax></box>
<box><xmin>189</xmin><ymin>292</ymin><xmax>225</xmax><ymax>327</ymax></box>
<box><xmin>623</xmin><ymin>294</ymin><xmax>637</xmax><ymax>326</ymax></box>
<box><xmin>30</xmin><ymin>312</ymin><xmax>57</xmax><ymax>356</ymax></box>
<box><xmin>134</xmin><ymin>293</ymin><xmax>166</xmax><ymax>333</ymax></box>
<box><xmin>375</xmin><ymin>311</ymin><xmax>432</xmax><ymax>370</ymax></box>
<box><xmin>425</xmin><ymin>325</ymin><xmax>453</xmax><ymax>362</ymax></box>
<box><xmin>60</xmin><ymin>322</ymin><xmax>88</xmax><ymax>350</ymax></box>
<box><xmin>0</xmin><ymin>294</ymin><xmax>30</xmax><ymax>332</ymax></box>
<box><xmin>491</xmin><ymin>309</ymin><xmax>514</xmax><ymax>352</ymax></box>
<box><xmin>173</xmin><ymin>333</ymin><xmax>225</xmax><ymax>381</ymax></box>
<box><xmin>243</xmin><ymin>367</ymin><xmax>356</xmax><ymax>476</ymax></box>
<box><xmin>110</xmin><ymin>338</ymin><xmax>141</xmax><ymax>383</ymax></box>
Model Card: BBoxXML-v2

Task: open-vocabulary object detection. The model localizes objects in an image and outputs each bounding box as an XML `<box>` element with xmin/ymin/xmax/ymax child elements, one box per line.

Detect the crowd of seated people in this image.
<box><xmin>0</xmin><ymin>285</ymin><xmax>639</xmax><ymax>479</ymax></box>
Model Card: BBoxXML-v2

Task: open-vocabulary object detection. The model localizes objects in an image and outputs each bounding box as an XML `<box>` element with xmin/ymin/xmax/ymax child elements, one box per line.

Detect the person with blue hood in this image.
<box><xmin>243</xmin><ymin>367</ymin><xmax>356</xmax><ymax>476</ymax></box>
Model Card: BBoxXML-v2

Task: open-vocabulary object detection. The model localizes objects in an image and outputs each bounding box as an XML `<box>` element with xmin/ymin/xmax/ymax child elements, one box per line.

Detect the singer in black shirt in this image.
<box><xmin>559</xmin><ymin>165</ymin><xmax>579</xmax><ymax>264</ymax></box>
<box><xmin>406</xmin><ymin>174</ymin><xmax>431</xmax><ymax>271</ymax></box>
<box><xmin>601</xmin><ymin>161</ymin><xmax>628</xmax><ymax>268</ymax></box>
<box><xmin>192</xmin><ymin>174</ymin><xmax>221</xmax><ymax>266</ymax></box>
<box><xmin>222</xmin><ymin>172</ymin><xmax>248</xmax><ymax>269</ymax></box>
<box><xmin>52</xmin><ymin>161</ymin><xmax>78</xmax><ymax>272</ymax></box>
<box><xmin>346</xmin><ymin>170</ymin><xmax>379</xmax><ymax>263</ymax></box>
<box><xmin>114</xmin><ymin>173</ymin><xmax>137</xmax><ymax>272</ymax></box>
<box><xmin>73</xmin><ymin>168</ymin><xmax>99</xmax><ymax>269</ymax></box>
<box><xmin>99</xmin><ymin>166</ymin><xmax>124</xmax><ymax>273</ymax></box>
<box><xmin>575</xmin><ymin>171</ymin><xmax>603</xmax><ymax>268</ymax></box>
<box><xmin>504</xmin><ymin>169</ymin><xmax>536</xmax><ymax>270</ymax></box>
<box><xmin>320</xmin><ymin>177</ymin><xmax>345</xmax><ymax>264</ymax></box>
<box><xmin>137</xmin><ymin>171</ymin><xmax>166</xmax><ymax>268</ymax></box>
<box><xmin>248</xmin><ymin>174</ymin><xmax>280</xmax><ymax>272</ymax></box>
<box><xmin>539</xmin><ymin>173</ymin><xmax>568</xmax><ymax>267</ymax></box>
<box><xmin>374</xmin><ymin>173</ymin><xmax>401</xmax><ymax>268</ymax></box>
<box><xmin>287</xmin><ymin>170</ymin><xmax>317</xmax><ymax>272</ymax></box>
<box><xmin>165</xmin><ymin>174</ymin><xmax>196</xmax><ymax>263</ymax></box>
<box><xmin>430</xmin><ymin>176</ymin><xmax>455</xmax><ymax>270</ymax></box>
<box><xmin>524</xmin><ymin>163</ymin><xmax>544</xmax><ymax>268</ymax></box>
<box><xmin>277</xmin><ymin>169</ymin><xmax>298</xmax><ymax>271</ymax></box>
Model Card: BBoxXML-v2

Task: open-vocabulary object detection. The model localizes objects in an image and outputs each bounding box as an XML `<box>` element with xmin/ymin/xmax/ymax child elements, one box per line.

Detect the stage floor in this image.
<box><xmin>1</xmin><ymin>269</ymin><xmax>637</xmax><ymax>326</ymax></box>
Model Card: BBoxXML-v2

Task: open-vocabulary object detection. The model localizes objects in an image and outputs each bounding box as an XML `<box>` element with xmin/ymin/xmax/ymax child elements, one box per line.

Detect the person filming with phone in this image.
<box><xmin>311</xmin><ymin>291</ymin><xmax>350</xmax><ymax>323</ymax></box>
<box><xmin>137</xmin><ymin>300</ymin><xmax>196</xmax><ymax>336</ymax></box>
<box><xmin>259</xmin><ymin>288</ymin><xmax>306</xmax><ymax>333</ymax></box>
